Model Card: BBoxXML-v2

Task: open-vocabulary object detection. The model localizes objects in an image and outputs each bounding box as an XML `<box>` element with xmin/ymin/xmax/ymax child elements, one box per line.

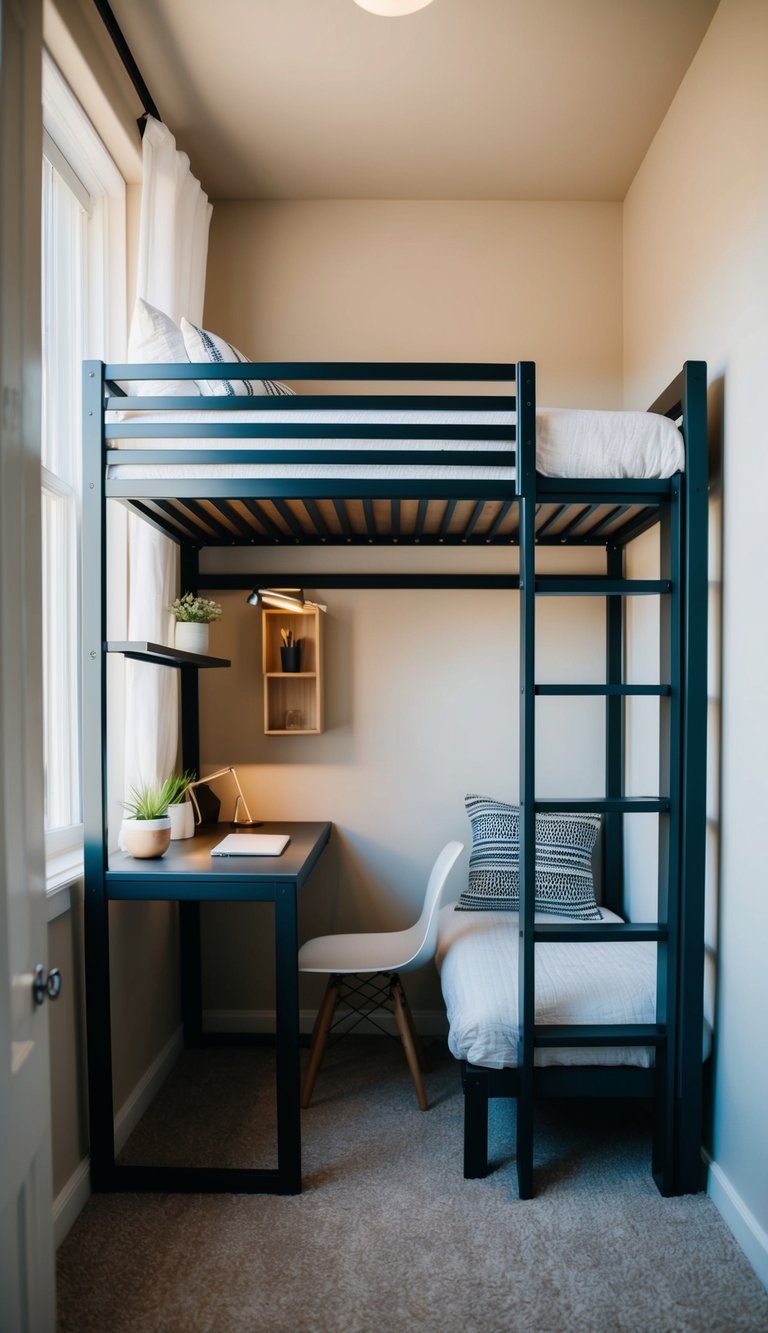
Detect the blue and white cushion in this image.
<box><xmin>180</xmin><ymin>318</ymin><xmax>295</xmax><ymax>398</ymax></box>
<box><xmin>456</xmin><ymin>793</ymin><xmax>602</xmax><ymax>920</ymax></box>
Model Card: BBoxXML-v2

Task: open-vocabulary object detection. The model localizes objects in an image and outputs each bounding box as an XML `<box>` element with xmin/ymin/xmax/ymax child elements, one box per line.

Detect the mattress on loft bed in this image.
<box><xmin>437</xmin><ymin>904</ymin><xmax>657</xmax><ymax>1071</ymax></box>
<box><xmin>106</xmin><ymin>406</ymin><xmax>685</xmax><ymax>481</ymax></box>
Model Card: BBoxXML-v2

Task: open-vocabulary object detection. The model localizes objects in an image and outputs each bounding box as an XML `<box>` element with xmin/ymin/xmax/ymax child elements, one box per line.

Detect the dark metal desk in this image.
<box><xmin>85</xmin><ymin>821</ymin><xmax>331</xmax><ymax>1195</ymax></box>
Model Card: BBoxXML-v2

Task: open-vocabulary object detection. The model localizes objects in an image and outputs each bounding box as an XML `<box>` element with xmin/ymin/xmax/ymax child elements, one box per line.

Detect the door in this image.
<box><xmin>0</xmin><ymin>0</ymin><xmax>56</xmax><ymax>1327</ymax></box>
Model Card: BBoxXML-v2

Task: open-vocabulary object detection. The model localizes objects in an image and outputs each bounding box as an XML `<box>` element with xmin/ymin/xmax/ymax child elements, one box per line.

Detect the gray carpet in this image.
<box><xmin>57</xmin><ymin>1038</ymin><xmax>768</xmax><ymax>1332</ymax></box>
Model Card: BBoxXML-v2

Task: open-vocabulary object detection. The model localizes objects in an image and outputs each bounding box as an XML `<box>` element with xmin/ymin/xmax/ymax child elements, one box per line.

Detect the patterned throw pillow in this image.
<box><xmin>180</xmin><ymin>318</ymin><xmax>295</xmax><ymax>398</ymax></box>
<box><xmin>456</xmin><ymin>793</ymin><xmax>602</xmax><ymax>920</ymax></box>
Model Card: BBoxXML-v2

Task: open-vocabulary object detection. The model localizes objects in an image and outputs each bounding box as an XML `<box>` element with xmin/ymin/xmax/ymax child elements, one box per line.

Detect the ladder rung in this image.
<box><xmin>533</xmin><ymin>923</ymin><xmax>667</xmax><ymax>943</ymax></box>
<box><xmin>532</xmin><ymin>797</ymin><xmax>670</xmax><ymax>814</ymax></box>
<box><xmin>533</xmin><ymin>1024</ymin><xmax>664</xmax><ymax>1048</ymax></box>
<box><xmin>534</xmin><ymin>684</ymin><xmax>670</xmax><ymax>697</ymax></box>
<box><xmin>533</xmin><ymin>577</ymin><xmax>671</xmax><ymax>596</ymax></box>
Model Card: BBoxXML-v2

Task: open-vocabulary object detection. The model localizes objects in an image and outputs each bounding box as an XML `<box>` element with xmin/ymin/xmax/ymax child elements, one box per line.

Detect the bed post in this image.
<box><xmin>462</xmin><ymin>1065</ymin><xmax>490</xmax><ymax>1178</ymax></box>
<box><xmin>674</xmin><ymin>360</ymin><xmax>708</xmax><ymax>1193</ymax></box>
<box><xmin>604</xmin><ymin>543</ymin><xmax>625</xmax><ymax>913</ymax></box>
<box><xmin>516</xmin><ymin>360</ymin><xmax>537</xmax><ymax>1201</ymax></box>
<box><xmin>81</xmin><ymin>360</ymin><xmax>115</xmax><ymax>1188</ymax></box>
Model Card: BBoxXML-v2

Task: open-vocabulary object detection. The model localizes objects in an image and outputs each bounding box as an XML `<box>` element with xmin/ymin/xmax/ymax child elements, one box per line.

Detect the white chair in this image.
<box><xmin>299</xmin><ymin>840</ymin><xmax>464</xmax><ymax>1111</ymax></box>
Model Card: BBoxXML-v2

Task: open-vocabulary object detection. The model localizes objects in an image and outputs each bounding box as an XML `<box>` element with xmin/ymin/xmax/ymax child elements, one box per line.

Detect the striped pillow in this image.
<box><xmin>456</xmin><ymin>793</ymin><xmax>602</xmax><ymax>920</ymax></box>
<box><xmin>180</xmin><ymin>318</ymin><xmax>295</xmax><ymax>398</ymax></box>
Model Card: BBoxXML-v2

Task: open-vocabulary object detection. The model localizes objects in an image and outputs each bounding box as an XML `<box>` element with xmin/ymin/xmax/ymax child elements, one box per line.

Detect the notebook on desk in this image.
<box><xmin>210</xmin><ymin>833</ymin><xmax>290</xmax><ymax>857</ymax></box>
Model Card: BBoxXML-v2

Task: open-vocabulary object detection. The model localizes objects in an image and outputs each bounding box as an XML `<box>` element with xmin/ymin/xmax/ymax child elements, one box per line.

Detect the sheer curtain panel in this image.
<box><xmin>124</xmin><ymin>117</ymin><xmax>212</xmax><ymax>799</ymax></box>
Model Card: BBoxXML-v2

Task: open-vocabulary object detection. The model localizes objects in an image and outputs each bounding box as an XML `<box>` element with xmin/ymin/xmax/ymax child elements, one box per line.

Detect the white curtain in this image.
<box><xmin>123</xmin><ymin>117</ymin><xmax>212</xmax><ymax>795</ymax></box>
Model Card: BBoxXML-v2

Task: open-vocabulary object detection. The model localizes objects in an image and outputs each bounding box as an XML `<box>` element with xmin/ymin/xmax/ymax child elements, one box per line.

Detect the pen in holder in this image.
<box><xmin>280</xmin><ymin>628</ymin><xmax>301</xmax><ymax>672</ymax></box>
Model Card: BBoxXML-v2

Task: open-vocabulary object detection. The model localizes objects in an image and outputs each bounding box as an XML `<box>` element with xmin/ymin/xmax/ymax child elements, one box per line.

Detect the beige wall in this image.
<box><xmin>199</xmin><ymin>201</ymin><xmax>624</xmax><ymax>1019</ymax></box>
<box><xmin>623</xmin><ymin>0</ymin><xmax>768</xmax><ymax>1271</ymax></box>
<box><xmin>205</xmin><ymin>200</ymin><xmax>623</xmax><ymax>408</ymax></box>
<box><xmin>197</xmin><ymin>548</ymin><xmax>608</xmax><ymax>1019</ymax></box>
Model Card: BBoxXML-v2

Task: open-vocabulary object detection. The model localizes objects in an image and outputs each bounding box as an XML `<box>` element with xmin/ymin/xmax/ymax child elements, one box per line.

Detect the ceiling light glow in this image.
<box><xmin>353</xmin><ymin>0</ymin><xmax>435</xmax><ymax>15</ymax></box>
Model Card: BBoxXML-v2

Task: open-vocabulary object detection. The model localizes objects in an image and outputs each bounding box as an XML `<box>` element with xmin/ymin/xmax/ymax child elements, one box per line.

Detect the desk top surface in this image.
<box><xmin>107</xmin><ymin>821</ymin><xmax>331</xmax><ymax>896</ymax></box>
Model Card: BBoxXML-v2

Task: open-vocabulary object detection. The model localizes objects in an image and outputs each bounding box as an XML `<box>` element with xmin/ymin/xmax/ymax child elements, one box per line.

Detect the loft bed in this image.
<box><xmin>81</xmin><ymin>357</ymin><xmax>708</xmax><ymax>1201</ymax></box>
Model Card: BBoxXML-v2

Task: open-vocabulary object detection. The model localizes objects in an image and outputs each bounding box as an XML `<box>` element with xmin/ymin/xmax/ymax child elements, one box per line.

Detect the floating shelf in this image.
<box><xmin>107</xmin><ymin>640</ymin><xmax>231</xmax><ymax>668</ymax></box>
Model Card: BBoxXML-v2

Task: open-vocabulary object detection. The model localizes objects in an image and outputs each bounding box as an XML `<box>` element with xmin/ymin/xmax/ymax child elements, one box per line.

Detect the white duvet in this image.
<box><xmin>107</xmin><ymin>406</ymin><xmax>685</xmax><ymax>481</ymax></box>
<box><xmin>436</xmin><ymin>903</ymin><xmax>659</xmax><ymax>1070</ymax></box>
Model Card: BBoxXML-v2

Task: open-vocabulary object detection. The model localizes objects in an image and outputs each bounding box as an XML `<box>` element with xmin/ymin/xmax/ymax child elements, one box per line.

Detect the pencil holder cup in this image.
<box><xmin>280</xmin><ymin>644</ymin><xmax>301</xmax><ymax>672</ymax></box>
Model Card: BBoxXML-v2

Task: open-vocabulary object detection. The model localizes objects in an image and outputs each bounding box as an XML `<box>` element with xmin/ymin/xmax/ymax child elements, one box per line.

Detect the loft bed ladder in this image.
<box><xmin>513</xmin><ymin>361</ymin><xmax>708</xmax><ymax>1200</ymax></box>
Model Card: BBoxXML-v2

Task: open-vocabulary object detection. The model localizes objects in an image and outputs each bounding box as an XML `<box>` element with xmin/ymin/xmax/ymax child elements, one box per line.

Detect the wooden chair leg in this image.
<box><xmin>301</xmin><ymin>975</ymin><xmax>340</xmax><ymax>1109</ymax></box>
<box><xmin>390</xmin><ymin>976</ymin><xmax>428</xmax><ymax>1111</ymax></box>
<box><xmin>397</xmin><ymin>977</ymin><xmax>430</xmax><ymax>1072</ymax></box>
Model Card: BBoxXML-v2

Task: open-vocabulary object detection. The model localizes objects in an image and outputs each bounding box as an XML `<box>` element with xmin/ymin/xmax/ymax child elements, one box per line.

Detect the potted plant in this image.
<box><xmin>168</xmin><ymin>592</ymin><xmax>222</xmax><ymax>654</ymax></box>
<box><xmin>163</xmin><ymin>770</ymin><xmax>196</xmax><ymax>840</ymax></box>
<box><xmin>121</xmin><ymin>781</ymin><xmax>173</xmax><ymax>858</ymax></box>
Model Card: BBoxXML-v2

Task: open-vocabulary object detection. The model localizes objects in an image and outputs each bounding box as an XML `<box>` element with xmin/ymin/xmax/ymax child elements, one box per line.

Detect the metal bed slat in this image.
<box><xmin>126</xmin><ymin>499</ymin><xmax>197</xmax><ymax>544</ymax></box>
<box><xmin>272</xmin><ymin>499</ymin><xmax>308</xmax><ymax>542</ymax></box>
<box><xmin>179</xmin><ymin>498</ymin><xmax>240</xmax><ymax>543</ymax></box>
<box><xmin>414</xmin><ymin>499</ymin><xmax>428</xmax><ymax>540</ymax></box>
<box><xmin>303</xmin><ymin>498</ymin><xmax>330</xmax><ymax>540</ymax></box>
<box><xmin>363</xmin><ymin>499</ymin><xmax>376</xmax><ymax>540</ymax></box>
<box><xmin>104</xmin><ymin>360</ymin><xmax>518</xmax><ymax>382</ymax></box>
<box><xmin>534</xmin><ymin>504</ymin><xmax>566</xmax><ymax>539</ymax></box>
<box><xmin>214</xmin><ymin>500</ymin><xmax>265</xmax><ymax>541</ymax></box>
<box><xmin>239</xmin><ymin>499</ymin><xmax>286</xmax><ymax>541</ymax></box>
<box><xmin>108</xmin><ymin>393</ymin><xmax>517</xmax><ymax>413</ymax></box>
<box><xmin>106</xmin><ymin>423</ymin><xmax>515</xmax><ymax>442</ymax></box>
<box><xmin>460</xmin><ymin>501</ymin><xmax>485</xmax><ymax>542</ymax></box>
<box><xmin>484</xmin><ymin>499</ymin><xmax>515</xmax><ymax>543</ymax></box>
<box><xmin>332</xmin><ymin>499</ymin><xmax>353</xmax><ymax>540</ymax></box>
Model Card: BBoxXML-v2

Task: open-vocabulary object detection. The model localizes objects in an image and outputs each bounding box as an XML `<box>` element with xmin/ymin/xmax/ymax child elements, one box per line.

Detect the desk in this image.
<box><xmin>85</xmin><ymin>821</ymin><xmax>331</xmax><ymax>1195</ymax></box>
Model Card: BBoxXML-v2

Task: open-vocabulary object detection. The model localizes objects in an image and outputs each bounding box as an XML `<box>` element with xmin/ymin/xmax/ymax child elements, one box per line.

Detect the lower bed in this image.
<box><xmin>436</xmin><ymin>904</ymin><xmax>658</xmax><ymax>1070</ymax></box>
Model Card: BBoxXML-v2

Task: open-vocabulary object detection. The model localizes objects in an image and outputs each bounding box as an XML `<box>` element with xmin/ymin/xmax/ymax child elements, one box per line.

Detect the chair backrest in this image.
<box><xmin>400</xmin><ymin>840</ymin><xmax>464</xmax><ymax>973</ymax></box>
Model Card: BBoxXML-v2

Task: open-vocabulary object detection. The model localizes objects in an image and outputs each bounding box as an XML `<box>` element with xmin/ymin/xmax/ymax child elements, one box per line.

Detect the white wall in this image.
<box><xmin>623</xmin><ymin>0</ymin><xmax>768</xmax><ymax>1282</ymax></box>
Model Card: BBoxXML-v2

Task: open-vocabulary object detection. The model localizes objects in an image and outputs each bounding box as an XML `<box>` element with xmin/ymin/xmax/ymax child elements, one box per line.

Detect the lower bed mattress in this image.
<box><xmin>436</xmin><ymin>904</ymin><xmax>659</xmax><ymax>1071</ymax></box>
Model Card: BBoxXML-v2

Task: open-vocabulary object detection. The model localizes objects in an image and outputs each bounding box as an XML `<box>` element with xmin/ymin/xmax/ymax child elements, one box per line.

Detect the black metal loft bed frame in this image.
<box><xmin>81</xmin><ymin>358</ymin><xmax>708</xmax><ymax>1199</ymax></box>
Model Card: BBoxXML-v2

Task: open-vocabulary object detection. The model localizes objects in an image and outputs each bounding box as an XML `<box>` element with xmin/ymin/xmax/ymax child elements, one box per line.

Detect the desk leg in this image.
<box><xmin>274</xmin><ymin>883</ymin><xmax>301</xmax><ymax>1193</ymax></box>
<box><xmin>83</xmin><ymin>864</ymin><xmax>116</xmax><ymax>1189</ymax></box>
<box><xmin>179</xmin><ymin>901</ymin><xmax>203</xmax><ymax>1046</ymax></box>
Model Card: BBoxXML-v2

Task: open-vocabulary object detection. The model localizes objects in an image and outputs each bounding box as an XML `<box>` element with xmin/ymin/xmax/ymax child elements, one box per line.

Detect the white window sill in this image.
<box><xmin>46</xmin><ymin>847</ymin><xmax>84</xmax><ymax>921</ymax></box>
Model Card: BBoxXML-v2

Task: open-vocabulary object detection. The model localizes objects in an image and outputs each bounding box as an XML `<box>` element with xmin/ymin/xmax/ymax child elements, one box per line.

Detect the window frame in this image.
<box><xmin>41</xmin><ymin>53</ymin><xmax>126</xmax><ymax>871</ymax></box>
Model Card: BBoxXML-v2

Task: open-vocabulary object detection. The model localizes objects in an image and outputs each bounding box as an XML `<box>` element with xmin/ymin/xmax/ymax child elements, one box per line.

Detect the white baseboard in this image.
<box><xmin>202</xmin><ymin>1007</ymin><xmax>449</xmax><ymax>1039</ymax></box>
<box><xmin>113</xmin><ymin>1024</ymin><xmax>184</xmax><ymax>1155</ymax></box>
<box><xmin>53</xmin><ymin>1156</ymin><xmax>91</xmax><ymax>1248</ymax></box>
<box><xmin>53</xmin><ymin>1025</ymin><xmax>185</xmax><ymax>1247</ymax></box>
<box><xmin>707</xmin><ymin>1157</ymin><xmax>768</xmax><ymax>1290</ymax></box>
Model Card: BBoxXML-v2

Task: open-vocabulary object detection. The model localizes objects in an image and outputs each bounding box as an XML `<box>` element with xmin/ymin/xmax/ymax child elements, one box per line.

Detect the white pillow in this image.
<box><xmin>180</xmin><ymin>317</ymin><xmax>295</xmax><ymax>398</ymax></box>
<box><xmin>123</xmin><ymin>298</ymin><xmax>198</xmax><ymax>398</ymax></box>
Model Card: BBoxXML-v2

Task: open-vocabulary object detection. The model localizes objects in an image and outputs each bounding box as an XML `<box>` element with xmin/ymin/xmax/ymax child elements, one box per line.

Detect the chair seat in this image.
<box><xmin>298</xmin><ymin>924</ymin><xmax>426</xmax><ymax>975</ymax></box>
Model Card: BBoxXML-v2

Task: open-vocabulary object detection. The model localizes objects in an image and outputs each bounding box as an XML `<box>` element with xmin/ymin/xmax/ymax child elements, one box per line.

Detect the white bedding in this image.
<box><xmin>436</xmin><ymin>904</ymin><xmax>659</xmax><ymax>1070</ymax></box>
<box><xmin>106</xmin><ymin>406</ymin><xmax>684</xmax><ymax>481</ymax></box>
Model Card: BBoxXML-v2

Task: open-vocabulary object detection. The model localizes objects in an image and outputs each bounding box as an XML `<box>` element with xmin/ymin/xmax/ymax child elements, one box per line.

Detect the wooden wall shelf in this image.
<box><xmin>261</xmin><ymin>608</ymin><xmax>323</xmax><ymax>734</ymax></box>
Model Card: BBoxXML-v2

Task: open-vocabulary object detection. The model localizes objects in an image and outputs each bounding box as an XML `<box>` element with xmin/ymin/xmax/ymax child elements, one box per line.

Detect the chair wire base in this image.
<box><xmin>301</xmin><ymin>971</ymin><xmax>429</xmax><ymax>1111</ymax></box>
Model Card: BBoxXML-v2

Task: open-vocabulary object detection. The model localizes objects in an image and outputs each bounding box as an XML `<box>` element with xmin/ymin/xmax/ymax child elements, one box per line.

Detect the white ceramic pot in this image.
<box><xmin>123</xmin><ymin>816</ymin><xmax>172</xmax><ymax>859</ymax></box>
<box><xmin>168</xmin><ymin>800</ymin><xmax>195</xmax><ymax>840</ymax></box>
<box><xmin>175</xmin><ymin>621</ymin><xmax>209</xmax><ymax>654</ymax></box>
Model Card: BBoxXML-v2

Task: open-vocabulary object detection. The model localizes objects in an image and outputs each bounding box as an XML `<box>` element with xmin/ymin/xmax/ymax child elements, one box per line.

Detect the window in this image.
<box><xmin>41</xmin><ymin>55</ymin><xmax>125</xmax><ymax>861</ymax></box>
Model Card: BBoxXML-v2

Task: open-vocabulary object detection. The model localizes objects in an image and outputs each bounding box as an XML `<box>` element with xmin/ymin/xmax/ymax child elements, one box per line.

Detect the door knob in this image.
<box><xmin>32</xmin><ymin>963</ymin><xmax>62</xmax><ymax>1006</ymax></box>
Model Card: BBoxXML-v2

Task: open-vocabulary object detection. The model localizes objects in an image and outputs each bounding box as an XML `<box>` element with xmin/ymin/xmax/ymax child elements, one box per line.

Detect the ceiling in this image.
<box><xmin>107</xmin><ymin>0</ymin><xmax>718</xmax><ymax>202</ymax></box>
